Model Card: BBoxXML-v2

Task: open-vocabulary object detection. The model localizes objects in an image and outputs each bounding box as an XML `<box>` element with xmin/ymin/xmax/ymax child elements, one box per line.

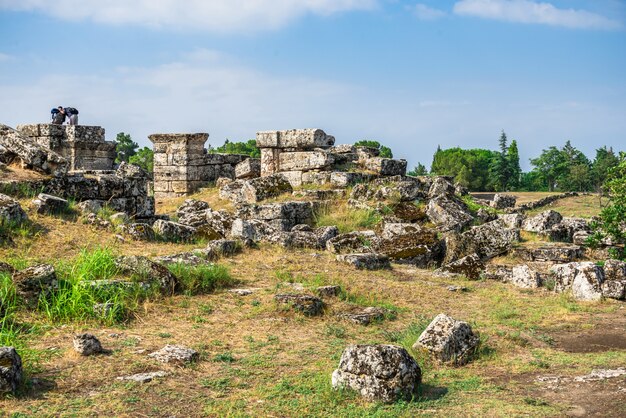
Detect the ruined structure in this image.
<box><xmin>255</xmin><ymin>128</ymin><xmax>407</xmax><ymax>187</ymax></box>
<box><xmin>16</xmin><ymin>124</ymin><xmax>116</xmax><ymax>171</ymax></box>
<box><xmin>149</xmin><ymin>133</ymin><xmax>247</xmax><ymax>199</ymax></box>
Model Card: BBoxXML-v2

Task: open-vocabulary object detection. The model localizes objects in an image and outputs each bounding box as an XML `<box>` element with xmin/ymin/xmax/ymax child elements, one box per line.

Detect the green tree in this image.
<box><xmin>430</xmin><ymin>147</ymin><xmax>497</xmax><ymax>191</ymax></box>
<box><xmin>588</xmin><ymin>154</ymin><xmax>626</xmax><ymax>259</ymax></box>
<box><xmin>407</xmin><ymin>163</ymin><xmax>428</xmax><ymax>176</ymax></box>
<box><xmin>529</xmin><ymin>146</ymin><xmax>566</xmax><ymax>191</ymax></box>
<box><xmin>115</xmin><ymin>132</ymin><xmax>138</xmax><ymax>163</ymax></box>
<box><xmin>591</xmin><ymin>146</ymin><xmax>619</xmax><ymax>193</ymax></box>
<box><xmin>489</xmin><ymin>130</ymin><xmax>511</xmax><ymax>191</ymax></box>
<box><xmin>128</xmin><ymin>147</ymin><xmax>154</xmax><ymax>173</ymax></box>
<box><xmin>211</xmin><ymin>139</ymin><xmax>260</xmax><ymax>158</ymax></box>
<box><xmin>354</xmin><ymin>140</ymin><xmax>393</xmax><ymax>158</ymax></box>
<box><xmin>506</xmin><ymin>140</ymin><xmax>521</xmax><ymax>190</ymax></box>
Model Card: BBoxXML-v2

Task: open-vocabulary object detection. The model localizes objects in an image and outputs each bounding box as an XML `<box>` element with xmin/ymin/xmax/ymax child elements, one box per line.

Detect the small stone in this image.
<box><xmin>229</xmin><ymin>288</ymin><xmax>259</xmax><ymax>296</ymax></box>
<box><xmin>274</xmin><ymin>294</ymin><xmax>324</xmax><ymax>316</ymax></box>
<box><xmin>338</xmin><ymin>307</ymin><xmax>386</xmax><ymax>325</ymax></box>
<box><xmin>316</xmin><ymin>285</ymin><xmax>341</xmax><ymax>298</ymax></box>
<box><xmin>148</xmin><ymin>345</ymin><xmax>199</xmax><ymax>364</ymax></box>
<box><xmin>0</xmin><ymin>346</ymin><xmax>23</xmax><ymax>394</ymax></box>
<box><xmin>117</xmin><ymin>371</ymin><xmax>168</xmax><ymax>383</ymax></box>
<box><xmin>73</xmin><ymin>333</ymin><xmax>103</xmax><ymax>356</ymax></box>
<box><xmin>336</xmin><ymin>253</ymin><xmax>391</xmax><ymax>270</ymax></box>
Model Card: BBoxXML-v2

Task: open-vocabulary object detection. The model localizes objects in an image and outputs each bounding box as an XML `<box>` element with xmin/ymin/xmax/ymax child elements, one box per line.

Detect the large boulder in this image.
<box><xmin>0</xmin><ymin>194</ymin><xmax>28</xmax><ymax>225</ymax></box>
<box><xmin>114</xmin><ymin>256</ymin><xmax>178</xmax><ymax>294</ymax></box>
<box><xmin>12</xmin><ymin>264</ymin><xmax>58</xmax><ymax>306</ymax></box>
<box><xmin>373</xmin><ymin>226</ymin><xmax>440</xmax><ymax>260</ymax></box>
<box><xmin>118</xmin><ymin>223</ymin><xmax>156</xmax><ymax>241</ymax></box>
<box><xmin>491</xmin><ymin>194</ymin><xmax>516</xmax><ymax>209</ymax></box>
<box><xmin>551</xmin><ymin>262</ymin><xmax>604</xmax><ymax>301</ymax></box>
<box><xmin>331</xmin><ymin>344</ymin><xmax>421</xmax><ymax>403</ymax></box>
<box><xmin>279</xmin><ymin>226</ymin><xmax>339</xmax><ymax>250</ymax></box>
<box><xmin>545</xmin><ymin>217</ymin><xmax>590</xmax><ymax>243</ymax></box>
<box><xmin>412</xmin><ymin>313</ymin><xmax>479</xmax><ymax>365</ymax></box>
<box><xmin>350</xmin><ymin>176</ymin><xmax>429</xmax><ymax>202</ymax></box>
<box><xmin>439</xmin><ymin>253</ymin><xmax>485</xmax><ymax>280</ymax></box>
<box><xmin>236</xmin><ymin>201</ymin><xmax>314</xmax><ymax>231</ymax></box>
<box><xmin>507</xmin><ymin>265</ymin><xmax>542</xmax><ymax>289</ymax></box>
<box><xmin>220</xmin><ymin>174</ymin><xmax>292</xmax><ymax>204</ymax></box>
<box><xmin>0</xmin><ymin>347</ymin><xmax>23</xmax><ymax>394</ymax></box>
<box><xmin>235</xmin><ymin>158</ymin><xmax>261</xmax><ymax>179</ymax></box>
<box><xmin>326</xmin><ymin>231</ymin><xmax>378</xmax><ymax>254</ymax></box>
<box><xmin>426</xmin><ymin>196</ymin><xmax>474</xmax><ymax>232</ymax></box>
<box><xmin>361</xmin><ymin>157</ymin><xmax>407</xmax><ymax>176</ymax></box>
<box><xmin>176</xmin><ymin>199</ymin><xmax>210</xmax><ymax>226</ymax></box>
<box><xmin>428</xmin><ymin>177</ymin><xmax>455</xmax><ymax>198</ymax></box>
<box><xmin>444</xmin><ymin>219</ymin><xmax>520</xmax><ymax>264</ymax></box>
<box><xmin>522</xmin><ymin>210</ymin><xmax>563</xmax><ymax>233</ymax></box>
<box><xmin>153</xmin><ymin>220</ymin><xmax>197</xmax><ymax>242</ymax></box>
<box><xmin>0</xmin><ymin>123</ymin><xmax>68</xmax><ymax>175</ymax></box>
<box><xmin>336</xmin><ymin>253</ymin><xmax>391</xmax><ymax>270</ymax></box>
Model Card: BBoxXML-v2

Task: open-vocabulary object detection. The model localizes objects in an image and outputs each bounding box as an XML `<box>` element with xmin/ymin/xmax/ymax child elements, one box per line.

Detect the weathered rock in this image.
<box><xmin>326</xmin><ymin>231</ymin><xmax>378</xmax><ymax>254</ymax></box>
<box><xmin>148</xmin><ymin>345</ymin><xmax>199</xmax><ymax>364</ymax></box>
<box><xmin>0</xmin><ymin>193</ymin><xmax>28</xmax><ymax>225</ymax></box>
<box><xmin>476</xmin><ymin>208</ymin><xmax>498</xmax><ymax>223</ymax></box>
<box><xmin>118</xmin><ymin>223</ymin><xmax>156</xmax><ymax>241</ymax></box>
<box><xmin>316</xmin><ymin>285</ymin><xmax>341</xmax><ymax>298</ymax></box>
<box><xmin>572</xmin><ymin>230</ymin><xmax>591</xmax><ymax>246</ymax></box>
<box><xmin>511</xmin><ymin>245</ymin><xmax>582</xmax><ymax>262</ymax></box>
<box><xmin>280</xmin><ymin>226</ymin><xmax>339</xmax><ymax>250</ymax></box>
<box><xmin>331</xmin><ymin>344</ymin><xmax>421</xmax><ymax>403</ymax></box>
<box><xmin>153</xmin><ymin>220</ymin><xmax>197</xmax><ymax>242</ymax></box>
<box><xmin>235</xmin><ymin>158</ymin><xmax>261</xmax><ymax>179</ymax></box>
<box><xmin>115</xmin><ymin>256</ymin><xmax>178</xmax><ymax>294</ymax></box>
<box><xmin>571</xmin><ymin>262</ymin><xmax>604</xmax><ymax>301</ymax></box>
<box><xmin>154</xmin><ymin>252</ymin><xmax>207</xmax><ymax>266</ymax></box>
<box><xmin>32</xmin><ymin>193</ymin><xmax>68</xmax><ymax>215</ymax></box>
<box><xmin>374</xmin><ymin>227</ymin><xmax>440</xmax><ymax>261</ymax></box>
<box><xmin>0</xmin><ymin>123</ymin><xmax>68</xmax><ymax>175</ymax></box>
<box><xmin>109</xmin><ymin>212</ymin><xmax>129</xmax><ymax>225</ymax></box>
<box><xmin>498</xmin><ymin>213</ymin><xmax>525</xmax><ymax>229</ymax></box>
<box><xmin>439</xmin><ymin>253</ymin><xmax>484</xmax><ymax>280</ymax></box>
<box><xmin>336</xmin><ymin>253</ymin><xmax>391</xmax><ymax>270</ymax></box>
<box><xmin>361</xmin><ymin>157</ymin><xmax>407</xmax><ymax>176</ymax></box>
<box><xmin>0</xmin><ymin>262</ymin><xmax>15</xmax><ymax>274</ymax></box>
<box><xmin>176</xmin><ymin>199</ymin><xmax>210</xmax><ymax>226</ymax></box>
<box><xmin>601</xmin><ymin>280</ymin><xmax>626</xmax><ymax>300</ymax></box>
<box><xmin>412</xmin><ymin>313</ymin><xmax>479</xmax><ymax>365</ymax></box>
<box><xmin>73</xmin><ymin>333</ymin><xmax>103</xmax><ymax>356</ymax></box>
<box><xmin>76</xmin><ymin>199</ymin><xmax>104</xmax><ymax>215</ymax></box>
<box><xmin>236</xmin><ymin>201</ymin><xmax>314</xmax><ymax>231</ymax></box>
<box><xmin>0</xmin><ymin>347</ymin><xmax>23</xmax><ymax>394</ymax></box>
<box><xmin>546</xmin><ymin>217</ymin><xmax>590</xmax><ymax>243</ymax></box>
<box><xmin>551</xmin><ymin>262</ymin><xmax>604</xmax><ymax>301</ymax></box>
<box><xmin>350</xmin><ymin>176</ymin><xmax>428</xmax><ymax>202</ymax></box>
<box><xmin>275</xmin><ymin>294</ymin><xmax>324</xmax><ymax>316</ymax></box>
<box><xmin>602</xmin><ymin>259</ymin><xmax>626</xmax><ymax>281</ymax></box>
<box><xmin>117</xmin><ymin>371</ymin><xmax>168</xmax><ymax>383</ymax></box>
<box><xmin>507</xmin><ymin>265</ymin><xmax>542</xmax><ymax>289</ymax></box>
<box><xmin>426</xmin><ymin>196</ymin><xmax>474</xmax><ymax>232</ymax></box>
<box><xmin>256</xmin><ymin>129</ymin><xmax>335</xmax><ymax>149</ymax></box>
<box><xmin>338</xmin><ymin>307</ymin><xmax>386</xmax><ymax>325</ymax></box>
<box><xmin>278</xmin><ymin>151</ymin><xmax>334</xmax><ymax>171</ymax></box>
<box><xmin>12</xmin><ymin>264</ymin><xmax>58</xmax><ymax>306</ymax></box>
<box><xmin>206</xmin><ymin>239</ymin><xmax>240</xmax><ymax>257</ymax></box>
<box><xmin>444</xmin><ymin>219</ymin><xmax>520</xmax><ymax>264</ymax></box>
<box><xmin>483</xmin><ymin>264</ymin><xmax>512</xmax><ymax>281</ymax></box>
<box><xmin>428</xmin><ymin>177</ymin><xmax>455</xmax><ymax>198</ymax></box>
<box><xmin>491</xmin><ymin>194</ymin><xmax>517</xmax><ymax>209</ymax></box>
<box><xmin>522</xmin><ymin>210</ymin><xmax>563</xmax><ymax>233</ymax></box>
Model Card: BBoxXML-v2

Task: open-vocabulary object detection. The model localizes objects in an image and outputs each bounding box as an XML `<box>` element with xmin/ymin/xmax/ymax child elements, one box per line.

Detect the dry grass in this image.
<box><xmin>1</xmin><ymin>192</ymin><xmax>625</xmax><ymax>417</ymax></box>
<box><xmin>524</xmin><ymin>194</ymin><xmax>604</xmax><ymax>218</ymax></box>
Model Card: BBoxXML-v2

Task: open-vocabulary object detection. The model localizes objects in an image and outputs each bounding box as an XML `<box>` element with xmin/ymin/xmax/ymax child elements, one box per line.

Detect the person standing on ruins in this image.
<box><xmin>65</xmin><ymin>106</ymin><xmax>79</xmax><ymax>125</ymax></box>
<box><xmin>51</xmin><ymin>106</ymin><xmax>66</xmax><ymax>124</ymax></box>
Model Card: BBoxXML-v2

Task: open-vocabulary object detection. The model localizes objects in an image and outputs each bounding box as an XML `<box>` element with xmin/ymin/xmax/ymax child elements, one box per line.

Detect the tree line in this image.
<box><xmin>417</xmin><ymin>131</ymin><xmax>622</xmax><ymax>193</ymax></box>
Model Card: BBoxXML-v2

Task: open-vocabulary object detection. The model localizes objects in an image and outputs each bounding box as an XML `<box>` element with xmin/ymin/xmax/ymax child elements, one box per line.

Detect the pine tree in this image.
<box><xmin>489</xmin><ymin>130</ymin><xmax>510</xmax><ymax>191</ymax></box>
<box><xmin>506</xmin><ymin>140</ymin><xmax>521</xmax><ymax>190</ymax></box>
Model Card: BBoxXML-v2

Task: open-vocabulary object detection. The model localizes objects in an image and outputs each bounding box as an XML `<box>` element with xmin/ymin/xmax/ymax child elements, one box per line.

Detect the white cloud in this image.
<box><xmin>453</xmin><ymin>0</ymin><xmax>623</xmax><ymax>30</ymax></box>
<box><xmin>0</xmin><ymin>0</ymin><xmax>377</xmax><ymax>32</ymax></box>
<box><xmin>0</xmin><ymin>52</ymin><xmax>14</xmax><ymax>62</ymax></box>
<box><xmin>413</xmin><ymin>4</ymin><xmax>446</xmax><ymax>20</ymax></box>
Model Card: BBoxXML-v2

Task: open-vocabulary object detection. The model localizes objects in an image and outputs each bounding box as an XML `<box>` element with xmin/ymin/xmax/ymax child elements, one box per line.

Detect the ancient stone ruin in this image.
<box><xmin>16</xmin><ymin>124</ymin><xmax>116</xmax><ymax>171</ymax></box>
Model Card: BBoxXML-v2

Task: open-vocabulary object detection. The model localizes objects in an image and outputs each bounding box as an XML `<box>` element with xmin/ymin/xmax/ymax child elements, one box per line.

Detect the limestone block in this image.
<box><xmin>413</xmin><ymin>313</ymin><xmax>479</xmax><ymax>365</ymax></box>
<box><xmin>278</xmin><ymin>151</ymin><xmax>334</xmax><ymax>171</ymax></box>
<box><xmin>235</xmin><ymin>158</ymin><xmax>261</xmax><ymax>179</ymax></box>
<box><xmin>256</xmin><ymin>128</ymin><xmax>334</xmax><ymax>149</ymax></box>
<box><xmin>260</xmin><ymin>148</ymin><xmax>281</xmax><ymax>176</ymax></box>
<box><xmin>362</xmin><ymin>157</ymin><xmax>407</xmax><ymax>176</ymax></box>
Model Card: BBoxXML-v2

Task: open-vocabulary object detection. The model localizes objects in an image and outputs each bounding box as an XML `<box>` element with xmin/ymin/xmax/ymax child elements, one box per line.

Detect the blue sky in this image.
<box><xmin>0</xmin><ymin>0</ymin><xmax>624</xmax><ymax>170</ymax></box>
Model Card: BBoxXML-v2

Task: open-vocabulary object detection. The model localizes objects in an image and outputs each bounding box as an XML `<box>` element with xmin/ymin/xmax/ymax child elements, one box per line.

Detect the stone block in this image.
<box><xmin>362</xmin><ymin>157</ymin><xmax>407</xmax><ymax>176</ymax></box>
<box><xmin>235</xmin><ymin>158</ymin><xmax>261</xmax><ymax>179</ymax></box>
<box><xmin>278</xmin><ymin>151</ymin><xmax>334</xmax><ymax>171</ymax></box>
<box><xmin>256</xmin><ymin>128</ymin><xmax>334</xmax><ymax>149</ymax></box>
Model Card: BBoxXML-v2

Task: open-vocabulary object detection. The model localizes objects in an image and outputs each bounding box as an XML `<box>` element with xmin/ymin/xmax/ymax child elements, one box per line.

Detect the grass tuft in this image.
<box><xmin>167</xmin><ymin>262</ymin><xmax>236</xmax><ymax>295</ymax></box>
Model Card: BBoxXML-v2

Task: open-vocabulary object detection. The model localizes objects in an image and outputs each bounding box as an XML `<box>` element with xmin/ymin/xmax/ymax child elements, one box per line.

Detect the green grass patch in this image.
<box><xmin>314</xmin><ymin>203</ymin><xmax>381</xmax><ymax>233</ymax></box>
<box><xmin>167</xmin><ymin>262</ymin><xmax>236</xmax><ymax>295</ymax></box>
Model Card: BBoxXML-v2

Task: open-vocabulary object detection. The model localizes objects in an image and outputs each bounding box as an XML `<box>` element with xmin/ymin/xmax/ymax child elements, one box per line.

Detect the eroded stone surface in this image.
<box><xmin>0</xmin><ymin>347</ymin><xmax>23</xmax><ymax>394</ymax></box>
<box><xmin>331</xmin><ymin>344</ymin><xmax>421</xmax><ymax>403</ymax></box>
<box><xmin>413</xmin><ymin>313</ymin><xmax>479</xmax><ymax>365</ymax></box>
<box><xmin>73</xmin><ymin>333</ymin><xmax>103</xmax><ymax>356</ymax></box>
<box><xmin>12</xmin><ymin>264</ymin><xmax>58</xmax><ymax>306</ymax></box>
<box><xmin>148</xmin><ymin>345</ymin><xmax>199</xmax><ymax>364</ymax></box>
<box><xmin>275</xmin><ymin>294</ymin><xmax>324</xmax><ymax>316</ymax></box>
<box><xmin>336</xmin><ymin>253</ymin><xmax>391</xmax><ymax>270</ymax></box>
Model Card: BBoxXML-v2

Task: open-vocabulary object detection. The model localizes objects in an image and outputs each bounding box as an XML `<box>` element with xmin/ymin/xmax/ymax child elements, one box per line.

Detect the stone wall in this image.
<box><xmin>255</xmin><ymin>129</ymin><xmax>407</xmax><ymax>187</ymax></box>
<box><xmin>16</xmin><ymin>124</ymin><xmax>116</xmax><ymax>171</ymax></box>
<box><xmin>149</xmin><ymin>133</ymin><xmax>247</xmax><ymax>199</ymax></box>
